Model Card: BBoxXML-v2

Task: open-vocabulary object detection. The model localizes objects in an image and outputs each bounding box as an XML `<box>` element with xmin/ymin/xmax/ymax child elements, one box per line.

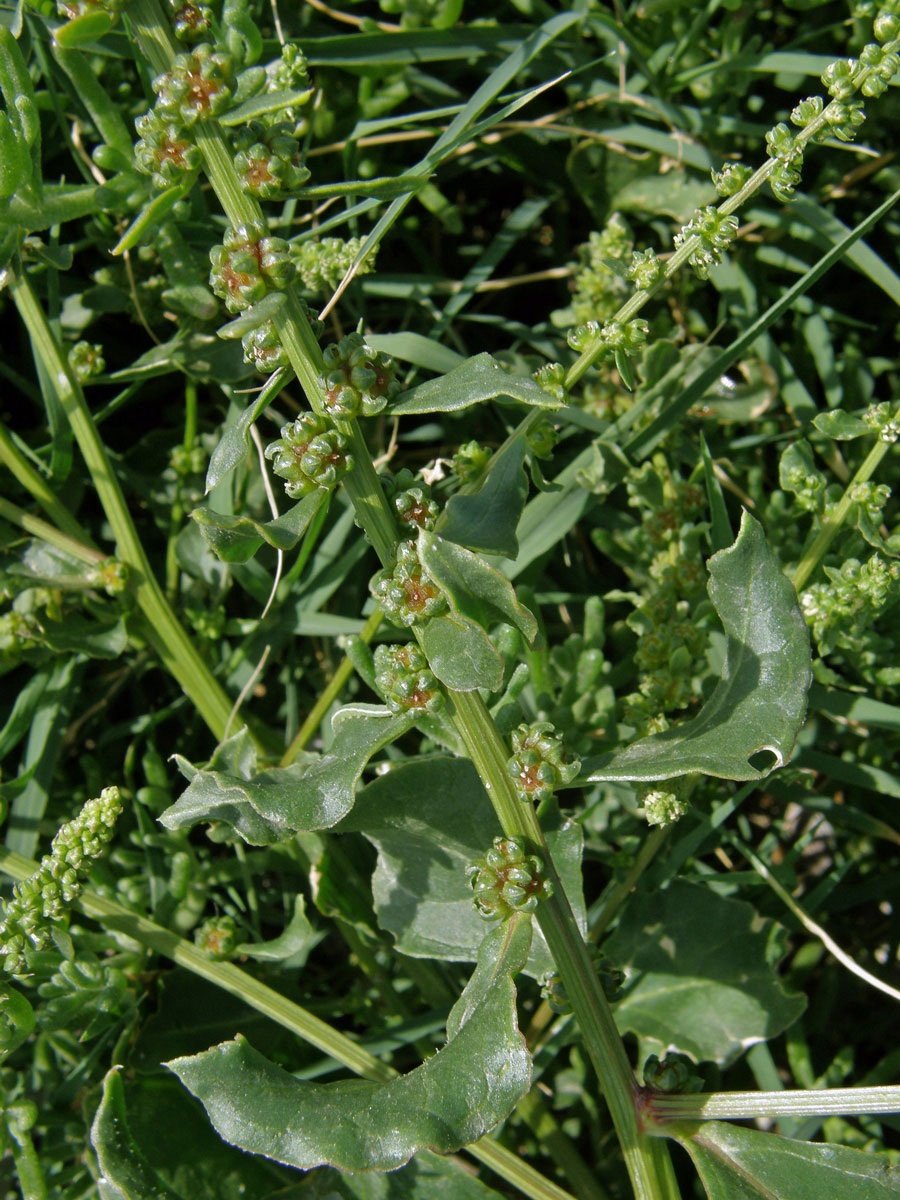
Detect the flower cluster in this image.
<box><xmin>209</xmin><ymin>223</ymin><xmax>294</xmax><ymax>312</ymax></box>
<box><xmin>801</xmin><ymin>554</ymin><xmax>900</xmax><ymax>661</ymax></box>
<box><xmin>242</xmin><ymin>319</ymin><xmax>290</xmax><ymax>373</ymax></box>
<box><xmin>170</xmin><ymin>0</ymin><xmax>212</xmax><ymax>42</ymax></box>
<box><xmin>152</xmin><ymin>44</ymin><xmax>235</xmax><ymax>126</ymax></box>
<box><xmin>674</xmin><ymin>205</ymin><xmax>739</xmax><ymax>279</ymax></box>
<box><xmin>711</xmin><ymin>161</ymin><xmax>754</xmax><ymax>198</ymax></box>
<box><xmin>467</xmin><ymin>837</ymin><xmax>553</xmax><ymax>919</ymax></box>
<box><xmin>134</xmin><ymin>108</ymin><xmax>203</xmax><ymax>189</ymax></box>
<box><xmin>625</xmin><ymin>247</ymin><xmax>667</xmax><ymax>290</ymax></box>
<box><xmin>370</xmin><ymin>540</ymin><xmax>446</xmax><ymax>627</ymax></box>
<box><xmin>293</xmin><ymin>237</ymin><xmax>377</xmax><ymax>293</ymax></box>
<box><xmin>68</xmin><ymin>341</ymin><xmax>105</xmax><ymax>383</ymax></box>
<box><xmin>194</xmin><ymin>915</ymin><xmax>240</xmax><ymax>960</ymax></box>
<box><xmin>452</xmin><ymin>440</ymin><xmax>492</xmax><ymax>484</ymax></box>
<box><xmin>567</xmin><ymin>317</ymin><xmax>649</xmax><ymax>357</ymax></box>
<box><xmin>381</xmin><ymin>470</ymin><xmax>440</xmax><ymax>531</ymax></box>
<box><xmin>642</xmin><ymin>1052</ymin><xmax>703</xmax><ymax>1094</ymax></box>
<box><xmin>374</xmin><ymin>643</ymin><xmax>444</xmax><ymax>714</ymax></box>
<box><xmin>264</xmin><ymin>413</ymin><xmax>352</xmax><ymax>497</ymax></box>
<box><xmin>233</xmin><ymin>121</ymin><xmax>311</xmax><ymax>199</ymax></box>
<box><xmin>564</xmin><ymin>214</ymin><xmax>633</xmax><ymax>326</ymax></box>
<box><xmin>533</xmin><ymin>362</ymin><xmax>567</xmax><ymax>405</ymax></box>
<box><xmin>863</xmin><ymin>401</ymin><xmax>900</xmax><ymax>443</ymax></box>
<box><xmin>639</xmin><ymin>781</ymin><xmax>689</xmax><ymax>827</ymax></box>
<box><xmin>0</xmin><ymin>788</ymin><xmax>122</xmax><ymax>975</ymax></box>
<box><xmin>321</xmin><ymin>332</ymin><xmax>401</xmax><ymax>419</ymax></box>
<box><xmin>506</xmin><ymin>721</ymin><xmax>580</xmax><ymax>804</ymax></box>
<box><xmin>542</xmin><ymin>951</ymin><xmax>624</xmax><ymax>1013</ymax></box>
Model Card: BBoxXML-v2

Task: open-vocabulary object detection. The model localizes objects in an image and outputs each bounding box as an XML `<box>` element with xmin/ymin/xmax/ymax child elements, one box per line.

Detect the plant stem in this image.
<box><xmin>0</xmin><ymin>418</ymin><xmax>94</xmax><ymax>546</ymax></box>
<box><xmin>0</xmin><ymin>497</ymin><xmax>105</xmax><ymax>566</ymax></box>
<box><xmin>791</xmin><ymin>434</ymin><xmax>892</xmax><ymax>592</ymax></box>
<box><xmin>8</xmin><ymin>266</ymin><xmax>242</xmax><ymax>745</ymax></box>
<box><xmin>0</xmin><ymin>846</ymin><xmax>577</xmax><ymax>1200</ymax></box>
<box><xmin>646</xmin><ymin>1086</ymin><xmax>900</xmax><ymax>1124</ymax></box>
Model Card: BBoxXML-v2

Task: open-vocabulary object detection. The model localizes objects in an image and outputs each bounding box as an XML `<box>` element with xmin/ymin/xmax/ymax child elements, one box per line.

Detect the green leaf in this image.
<box><xmin>219</xmin><ymin>88</ymin><xmax>314</xmax><ymax>125</ymax></box>
<box><xmin>303</xmin><ymin>1154</ymin><xmax>507</xmax><ymax>1199</ymax></box>
<box><xmin>162</xmin><ymin>709</ymin><xmax>415</xmax><ymax>843</ymax></box>
<box><xmin>205</xmin><ymin>368</ymin><xmax>292</xmax><ymax>492</ymax></box>
<box><xmin>166</xmin><ymin>916</ymin><xmax>533</xmax><ymax>1170</ymax></box>
<box><xmin>605</xmin><ymin>881</ymin><xmax>805</xmax><ymax>1065</ymax></box>
<box><xmin>53</xmin><ymin>9</ymin><xmax>115</xmax><ymax>47</ymax></box>
<box><xmin>90</xmin><ymin>1068</ymin><xmax>183</xmax><ymax>1200</ymax></box>
<box><xmin>0</xmin><ymin>984</ymin><xmax>35</xmax><ymax>1065</ymax></box>
<box><xmin>191</xmin><ymin>491</ymin><xmax>326</xmax><ymax>564</ymax></box>
<box><xmin>418</xmin><ymin>530</ymin><xmax>537</xmax><ymax>644</ymax></box>
<box><xmin>584</xmin><ymin>512</ymin><xmax>811</xmax><ymax>782</ymax></box>
<box><xmin>112</xmin><ymin>179</ymin><xmax>196</xmax><ymax>255</ymax></box>
<box><xmin>811</xmin><ymin>409</ymin><xmax>871</xmax><ymax>441</ymax></box>
<box><xmin>673</xmin><ymin>1120</ymin><xmax>900</xmax><ymax>1198</ymax></box>
<box><xmin>419</xmin><ymin>613</ymin><xmax>504</xmax><ymax>692</ymax></box>
<box><xmin>439</xmin><ymin>436</ymin><xmax>529</xmax><ymax>558</ymax></box>
<box><xmin>235</xmin><ymin>895</ymin><xmax>319</xmax><ymax>964</ymax></box>
<box><xmin>338</xmin><ymin>757</ymin><xmax>585</xmax><ymax>979</ymax></box>
<box><xmin>391</xmin><ymin>353</ymin><xmax>561</xmax><ymax>416</ymax></box>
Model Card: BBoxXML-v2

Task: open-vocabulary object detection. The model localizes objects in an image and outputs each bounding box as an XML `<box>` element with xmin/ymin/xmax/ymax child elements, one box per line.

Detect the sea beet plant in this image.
<box><xmin>2</xmin><ymin>1</ymin><xmax>900</xmax><ymax>1198</ymax></box>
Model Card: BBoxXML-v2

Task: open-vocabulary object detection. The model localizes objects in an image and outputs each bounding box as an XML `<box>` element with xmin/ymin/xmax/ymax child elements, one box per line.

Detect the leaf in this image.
<box><xmin>90</xmin><ymin>1068</ymin><xmax>183</xmax><ymax>1200</ymax></box>
<box><xmin>337</xmin><ymin>757</ymin><xmax>585</xmax><ymax>979</ymax></box>
<box><xmin>419</xmin><ymin>613</ymin><xmax>504</xmax><ymax>692</ymax></box>
<box><xmin>391</xmin><ymin>353</ymin><xmax>561</xmax><ymax>415</ymax></box>
<box><xmin>585</xmin><ymin>512</ymin><xmax>811</xmax><ymax>782</ymax></box>
<box><xmin>235</xmin><ymin>895</ymin><xmax>319</xmax><ymax>964</ymax></box>
<box><xmin>205</xmin><ymin>368</ymin><xmax>292</xmax><ymax>492</ymax></box>
<box><xmin>0</xmin><ymin>985</ymin><xmax>34</xmax><ymax>1065</ymax></box>
<box><xmin>812</xmin><ymin>409</ymin><xmax>871</xmax><ymax>441</ymax></box>
<box><xmin>673</xmin><ymin>1120</ymin><xmax>900</xmax><ymax>1198</ymax></box>
<box><xmin>439</xmin><ymin>436</ymin><xmax>529</xmax><ymax>558</ymax></box>
<box><xmin>191</xmin><ymin>491</ymin><xmax>326</xmax><ymax>564</ymax></box>
<box><xmin>303</xmin><ymin>1153</ymin><xmax>508</xmax><ymax>1199</ymax></box>
<box><xmin>161</xmin><ymin>709</ymin><xmax>415</xmax><ymax>843</ymax></box>
<box><xmin>604</xmin><ymin>881</ymin><xmax>805</xmax><ymax>1065</ymax></box>
<box><xmin>167</xmin><ymin>916</ymin><xmax>533</xmax><ymax>1170</ymax></box>
<box><xmin>419</xmin><ymin>530</ymin><xmax>537</xmax><ymax>645</ymax></box>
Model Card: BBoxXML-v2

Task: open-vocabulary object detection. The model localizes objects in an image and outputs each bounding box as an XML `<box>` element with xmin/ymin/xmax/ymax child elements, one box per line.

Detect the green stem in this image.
<box><xmin>0</xmin><ymin>418</ymin><xmax>94</xmax><ymax>546</ymax></box>
<box><xmin>165</xmin><ymin>377</ymin><xmax>198</xmax><ymax>600</ymax></box>
<box><xmin>0</xmin><ymin>846</ymin><xmax>576</xmax><ymax>1200</ymax></box>
<box><xmin>0</xmin><ymin>496</ymin><xmax>105</xmax><ymax>566</ymax></box>
<box><xmin>8</xmin><ymin>267</ymin><xmax>243</xmax><ymax>746</ymax></box>
<box><xmin>791</xmin><ymin>434</ymin><xmax>891</xmax><ymax>592</ymax></box>
<box><xmin>646</xmin><ymin>1085</ymin><xmax>900</xmax><ymax>1125</ymax></box>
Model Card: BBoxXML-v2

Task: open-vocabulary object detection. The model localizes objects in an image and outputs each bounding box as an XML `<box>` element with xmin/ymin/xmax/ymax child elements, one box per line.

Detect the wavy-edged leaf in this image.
<box><xmin>167</xmin><ymin>916</ymin><xmax>533</xmax><ymax>1171</ymax></box>
<box><xmin>419</xmin><ymin>530</ymin><xmax>537</xmax><ymax>647</ymax></box>
<box><xmin>191</xmin><ymin>490</ymin><xmax>326</xmax><ymax>564</ymax></box>
<box><xmin>91</xmin><ymin>1068</ymin><xmax>183</xmax><ymax>1200</ymax></box>
<box><xmin>338</xmin><ymin>757</ymin><xmax>585</xmax><ymax>979</ymax></box>
<box><xmin>391</xmin><ymin>353</ymin><xmax>561</xmax><ymax>415</ymax></box>
<box><xmin>585</xmin><ymin>512</ymin><xmax>811</xmax><ymax>782</ymax></box>
<box><xmin>605</xmin><ymin>881</ymin><xmax>805</xmax><ymax>1065</ymax></box>
<box><xmin>419</xmin><ymin>613</ymin><xmax>504</xmax><ymax>692</ymax></box>
<box><xmin>439</xmin><ymin>436</ymin><xmax>529</xmax><ymax>558</ymax></box>
<box><xmin>673</xmin><ymin>1119</ymin><xmax>900</xmax><ymax>1198</ymax></box>
<box><xmin>161</xmin><ymin>709</ymin><xmax>414</xmax><ymax>843</ymax></box>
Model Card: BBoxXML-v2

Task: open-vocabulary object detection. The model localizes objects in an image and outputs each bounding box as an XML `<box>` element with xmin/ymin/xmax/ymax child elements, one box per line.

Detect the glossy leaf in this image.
<box><xmin>391</xmin><ymin>353</ymin><xmax>561</xmax><ymax>415</ymax></box>
<box><xmin>167</xmin><ymin>916</ymin><xmax>533</xmax><ymax>1170</ymax></box>
<box><xmin>91</xmin><ymin>1068</ymin><xmax>183</xmax><ymax>1200</ymax></box>
<box><xmin>191</xmin><ymin>490</ymin><xmax>326</xmax><ymax>564</ymax></box>
<box><xmin>585</xmin><ymin>512</ymin><xmax>811</xmax><ymax>782</ymax></box>
<box><xmin>605</xmin><ymin>881</ymin><xmax>805</xmax><ymax>1065</ymax></box>
<box><xmin>419</xmin><ymin>613</ymin><xmax>504</xmax><ymax>692</ymax></box>
<box><xmin>162</xmin><ymin>709</ymin><xmax>414</xmax><ymax>843</ymax></box>
<box><xmin>812</xmin><ymin>409</ymin><xmax>870</xmax><ymax>441</ymax></box>
<box><xmin>419</xmin><ymin>530</ymin><xmax>537</xmax><ymax>646</ymax></box>
<box><xmin>673</xmin><ymin>1119</ymin><xmax>900</xmax><ymax>1198</ymax></box>
<box><xmin>338</xmin><ymin>757</ymin><xmax>585</xmax><ymax>979</ymax></box>
<box><xmin>439</xmin><ymin>436</ymin><xmax>529</xmax><ymax>558</ymax></box>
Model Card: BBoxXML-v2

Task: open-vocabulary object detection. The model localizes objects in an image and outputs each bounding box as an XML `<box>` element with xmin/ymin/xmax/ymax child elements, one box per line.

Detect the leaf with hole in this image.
<box><xmin>584</xmin><ymin>512</ymin><xmax>811</xmax><ymax>782</ymax></box>
<box><xmin>167</xmin><ymin>915</ymin><xmax>533</xmax><ymax>1170</ymax></box>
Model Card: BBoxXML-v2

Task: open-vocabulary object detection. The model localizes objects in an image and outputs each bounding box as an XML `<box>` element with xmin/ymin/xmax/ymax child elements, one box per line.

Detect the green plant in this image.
<box><xmin>3</xmin><ymin>1</ymin><xmax>900</xmax><ymax>1198</ymax></box>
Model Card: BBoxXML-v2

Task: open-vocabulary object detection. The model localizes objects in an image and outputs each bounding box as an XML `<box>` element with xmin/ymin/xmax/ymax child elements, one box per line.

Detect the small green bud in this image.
<box><xmin>152</xmin><ymin>45</ymin><xmax>235</xmax><ymax>126</ymax></box>
<box><xmin>88</xmin><ymin>558</ymin><xmax>130</xmax><ymax>595</ymax></box>
<box><xmin>533</xmin><ymin>362</ymin><xmax>567</xmax><ymax>403</ymax></box>
<box><xmin>823</xmin><ymin>98</ymin><xmax>866</xmax><ymax>141</ymax></box>
<box><xmin>790</xmin><ymin>95</ymin><xmax>825</xmax><ymax>129</ymax></box>
<box><xmin>674</xmin><ymin>205</ymin><xmax>739</xmax><ymax>279</ymax></box>
<box><xmin>170</xmin><ymin>0</ymin><xmax>212</xmax><ymax>40</ymax></box>
<box><xmin>626</xmin><ymin>246</ymin><xmax>667</xmax><ymax>287</ymax></box>
<box><xmin>233</xmin><ymin>121</ymin><xmax>310</xmax><ymax>199</ymax></box>
<box><xmin>506</xmin><ymin>721</ymin><xmax>580</xmax><ymax>803</ymax></box>
<box><xmin>134</xmin><ymin>108</ymin><xmax>201</xmax><ymax>188</ymax></box>
<box><xmin>321</xmin><ymin>332</ymin><xmax>401</xmax><ymax>419</ymax></box>
<box><xmin>467</xmin><ymin>836</ymin><xmax>552</xmax><ymax>919</ymax></box>
<box><xmin>874</xmin><ymin>9</ymin><xmax>900</xmax><ymax>41</ymax></box>
<box><xmin>242</xmin><ymin>319</ymin><xmax>290</xmax><ymax>373</ymax></box>
<box><xmin>452</xmin><ymin>440</ymin><xmax>491</xmax><ymax>483</ymax></box>
<box><xmin>264</xmin><ymin>412</ymin><xmax>353</xmax><ymax>497</ymax></box>
<box><xmin>863</xmin><ymin>400</ymin><xmax>900</xmax><ymax>442</ymax></box>
<box><xmin>209</xmin><ymin>223</ymin><xmax>294</xmax><ymax>312</ymax></box>
<box><xmin>373</xmin><ymin>643</ymin><xmax>444</xmax><ymax>714</ymax></box>
<box><xmin>370</xmin><ymin>540</ymin><xmax>446</xmax><ymax>627</ymax></box>
<box><xmin>639</xmin><ymin>782</ymin><xmax>688</xmax><ymax>827</ymax></box>
<box><xmin>643</xmin><ymin>1052</ymin><xmax>703</xmax><ymax>1094</ymax></box>
<box><xmin>821</xmin><ymin>58</ymin><xmax>859</xmax><ymax>99</ymax></box>
<box><xmin>711</xmin><ymin>162</ymin><xmax>754</xmax><ymax>198</ymax></box>
<box><xmin>194</xmin><ymin>914</ymin><xmax>240</xmax><ymax>960</ymax></box>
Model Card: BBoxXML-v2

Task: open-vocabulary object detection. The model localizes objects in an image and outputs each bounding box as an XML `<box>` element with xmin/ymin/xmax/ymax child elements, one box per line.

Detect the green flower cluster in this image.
<box><xmin>506</xmin><ymin>721</ymin><xmax>580</xmax><ymax>804</ymax></box>
<box><xmin>451</xmin><ymin>440</ymin><xmax>491</xmax><ymax>484</ymax></box>
<box><xmin>292</xmin><ymin>237</ymin><xmax>377</xmax><ymax>293</ymax></box>
<box><xmin>374</xmin><ymin>643</ymin><xmax>444</xmax><ymax>714</ymax></box>
<box><xmin>642</xmin><ymin>1052</ymin><xmax>703</xmax><ymax>1094</ymax></box>
<box><xmin>567</xmin><ymin>317</ymin><xmax>649</xmax><ymax>357</ymax></box>
<box><xmin>321</xmin><ymin>332</ymin><xmax>401</xmax><ymax>419</ymax></box>
<box><xmin>541</xmin><ymin>951</ymin><xmax>624</xmax><ymax>1014</ymax></box>
<box><xmin>711</xmin><ymin>162</ymin><xmax>754</xmax><ymax>199</ymax></box>
<box><xmin>170</xmin><ymin>0</ymin><xmax>212</xmax><ymax>42</ymax></box>
<box><xmin>67</xmin><ymin>341</ymin><xmax>105</xmax><ymax>383</ymax></box>
<box><xmin>467</xmin><ymin>836</ymin><xmax>553</xmax><ymax>920</ymax></box>
<box><xmin>674</xmin><ymin>205</ymin><xmax>739</xmax><ymax>280</ymax></box>
<box><xmin>233</xmin><ymin>122</ymin><xmax>310</xmax><ymax>199</ymax></box>
<box><xmin>370</xmin><ymin>540</ymin><xmax>447</xmax><ymax>628</ymax></box>
<box><xmin>639</xmin><ymin>780</ymin><xmax>690</xmax><ymax>827</ymax></box>
<box><xmin>801</xmin><ymin>554</ymin><xmax>900</xmax><ymax>672</ymax></box>
<box><xmin>194</xmin><ymin>914</ymin><xmax>240</xmax><ymax>959</ymax></box>
<box><xmin>209</xmin><ymin>223</ymin><xmax>294</xmax><ymax>312</ymax></box>
<box><xmin>381</xmin><ymin>470</ymin><xmax>440</xmax><ymax>532</ymax></box>
<box><xmin>264</xmin><ymin>412</ymin><xmax>353</xmax><ymax>497</ymax></box>
<box><xmin>0</xmin><ymin>788</ymin><xmax>123</xmax><ymax>975</ymax></box>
